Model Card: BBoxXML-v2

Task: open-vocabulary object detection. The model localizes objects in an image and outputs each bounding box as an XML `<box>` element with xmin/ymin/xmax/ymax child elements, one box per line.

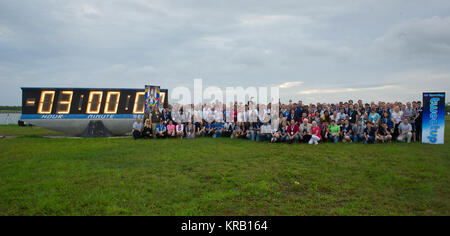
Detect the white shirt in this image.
<box><xmin>132</xmin><ymin>121</ymin><xmax>143</xmax><ymax>133</ymax></box>
<box><xmin>391</xmin><ymin>111</ymin><xmax>403</xmax><ymax>124</ymax></box>
<box><xmin>261</xmin><ymin>124</ymin><xmax>272</xmax><ymax>134</ymax></box>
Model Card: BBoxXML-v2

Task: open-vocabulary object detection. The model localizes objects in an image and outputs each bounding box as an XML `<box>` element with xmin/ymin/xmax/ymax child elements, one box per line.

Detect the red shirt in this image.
<box><xmin>287</xmin><ymin>125</ymin><xmax>299</xmax><ymax>135</ymax></box>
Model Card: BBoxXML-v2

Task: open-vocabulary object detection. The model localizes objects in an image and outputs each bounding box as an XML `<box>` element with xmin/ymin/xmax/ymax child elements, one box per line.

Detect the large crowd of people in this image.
<box><xmin>132</xmin><ymin>99</ymin><xmax>422</xmax><ymax>144</ymax></box>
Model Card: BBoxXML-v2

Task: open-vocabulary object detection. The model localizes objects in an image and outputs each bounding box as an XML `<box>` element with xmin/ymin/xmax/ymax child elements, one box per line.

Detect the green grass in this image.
<box><xmin>0</xmin><ymin>106</ymin><xmax>21</xmax><ymax>112</ymax></box>
<box><xmin>0</xmin><ymin>123</ymin><xmax>449</xmax><ymax>216</ymax></box>
<box><xmin>0</xmin><ymin>125</ymin><xmax>64</xmax><ymax>137</ymax></box>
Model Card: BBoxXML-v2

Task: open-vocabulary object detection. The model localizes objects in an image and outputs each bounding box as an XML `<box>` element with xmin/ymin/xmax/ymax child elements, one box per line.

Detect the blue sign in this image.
<box><xmin>422</xmin><ymin>92</ymin><xmax>446</xmax><ymax>144</ymax></box>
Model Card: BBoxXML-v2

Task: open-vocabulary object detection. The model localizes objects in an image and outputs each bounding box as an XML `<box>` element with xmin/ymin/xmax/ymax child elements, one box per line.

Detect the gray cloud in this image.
<box><xmin>0</xmin><ymin>0</ymin><xmax>449</xmax><ymax>105</ymax></box>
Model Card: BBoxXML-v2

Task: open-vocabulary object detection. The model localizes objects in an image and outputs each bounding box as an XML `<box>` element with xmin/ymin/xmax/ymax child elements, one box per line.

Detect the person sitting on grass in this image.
<box><xmin>223</xmin><ymin>121</ymin><xmax>233</xmax><ymax>137</ymax></box>
<box><xmin>232</xmin><ymin>122</ymin><xmax>242</xmax><ymax>139</ymax></box>
<box><xmin>376</xmin><ymin>123</ymin><xmax>392</xmax><ymax>143</ymax></box>
<box><xmin>156</xmin><ymin>119</ymin><xmax>167</xmax><ymax>138</ymax></box>
<box><xmin>206</xmin><ymin>121</ymin><xmax>215</xmax><ymax>137</ymax></box>
<box><xmin>308</xmin><ymin>121</ymin><xmax>321</xmax><ymax>145</ymax></box>
<box><xmin>352</xmin><ymin>120</ymin><xmax>365</xmax><ymax>143</ymax></box>
<box><xmin>213</xmin><ymin>121</ymin><xmax>224</xmax><ymax>138</ymax></box>
<box><xmin>185</xmin><ymin>121</ymin><xmax>195</xmax><ymax>139</ymax></box>
<box><xmin>259</xmin><ymin>121</ymin><xmax>272</xmax><ymax>142</ymax></box>
<box><xmin>342</xmin><ymin>119</ymin><xmax>353</xmax><ymax>143</ymax></box>
<box><xmin>275</xmin><ymin>120</ymin><xmax>288</xmax><ymax>143</ymax></box>
<box><xmin>397</xmin><ymin>118</ymin><xmax>413</xmax><ymax>143</ymax></box>
<box><xmin>381</xmin><ymin>112</ymin><xmax>394</xmax><ymax>135</ymax></box>
<box><xmin>270</xmin><ymin>123</ymin><xmax>280</xmax><ymax>143</ymax></box>
<box><xmin>142</xmin><ymin>119</ymin><xmax>153</xmax><ymax>138</ymax></box>
<box><xmin>286</xmin><ymin>119</ymin><xmax>300</xmax><ymax>144</ymax></box>
<box><xmin>327</xmin><ymin>119</ymin><xmax>340</xmax><ymax>143</ymax></box>
<box><xmin>166</xmin><ymin>120</ymin><xmax>176</xmax><ymax>138</ymax></box>
<box><xmin>363</xmin><ymin>122</ymin><xmax>377</xmax><ymax>144</ymax></box>
<box><xmin>176</xmin><ymin>121</ymin><xmax>184</xmax><ymax>139</ymax></box>
<box><xmin>196</xmin><ymin>121</ymin><xmax>206</xmax><ymax>137</ymax></box>
<box><xmin>299</xmin><ymin>118</ymin><xmax>312</xmax><ymax>143</ymax></box>
<box><xmin>246</xmin><ymin>121</ymin><xmax>256</xmax><ymax>141</ymax></box>
<box><xmin>132</xmin><ymin>117</ymin><xmax>143</xmax><ymax>139</ymax></box>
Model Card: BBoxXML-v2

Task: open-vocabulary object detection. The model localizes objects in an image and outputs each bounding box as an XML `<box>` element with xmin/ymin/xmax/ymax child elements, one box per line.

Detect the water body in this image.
<box><xmin>0</xmin><ymin>113</ymin><xmax>21</xmax><ymax>125</ymax></box>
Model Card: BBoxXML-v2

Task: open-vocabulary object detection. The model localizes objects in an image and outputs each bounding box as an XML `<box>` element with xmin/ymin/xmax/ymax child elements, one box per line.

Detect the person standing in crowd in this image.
<box><xmin>342</xmin><ymin>119</ymin><xmax>353</xmax><ymax>143</ymax></box>
<box><xmin>150</xmin><ymin>108</ymin><xmax>161</xmax><ymax>137</ymax></box>
<box><xmin>132</xmin><ymin>117</ymin><xmax>143</xmax><ymax>139</ymax></box>
<box><xmin>397</xmin><ymin>118</ymin><xmax>413</xmax><ymax>143</ymax></box>
<box><xmin>287</xmin><ymin>109</ymin><xmax>298</xmax><ymax>124</ymax></box>
<box><xmin>330</xmin><ymin>110</ymin><xmax>339</xmax><ymax>123</ymax></box>
<box><xmin>353</xmin><ymin>120</ymin><xmax>365</xmax><ymax>143</ymax></box>
<box><xmin>166</xmin><ymin>120</ymin><xmax>176</xmax><ymax>138</ymax></box>
<box><xmin>369</xmin><ymin>108</ymin><xmax>381</xmax><ymax>125</ymax></box>
<box><xmin>403</xmin><ymin>102</ymin><xmax>417</xmax><ymax>142</ymax></box>
<box><xmin>327</xmin><ymin>119</ymin><xmax>340</xmax><ymax>143</ymax></box>
<box><xmin>299</xmin><ymin>118</ymin><xmax>312</xmax><ymax>143</ymax></box>
<box><xmin>337</xmin><ymin>108</ymin><xmax>347</xmax><ymax>122</ymax></box>
<box><xmin>142</xmin><ymin>119</ymin><xmax>153</xmax><ymax>138</ymax></box>
<box><xmin>156</xmin><ymin>119</ymin><xmax>167</xmax><ymax>138</ymax></box>
<box><xmin>414</xmin><ymin>102</ymin><xmax>423</xmax><ymax>141</ymax></box>
<box><xmin>296</xmin><ymin>101</ymin><xmax>304</xmax><ymax>119</ymax></box>
<box><xmin>176</xmin><ymin>121</ymin><xmax>184</xmax><ymax>139</ymax></box>
<box><xmin>185</xmin><ymin>121</ymin><xmax>195</xmax><ymax>139</ymax></box>
<box><xmin>279</xmin><ymin>112</ymin><xmax>287</xmax><ymax>125</ymax></box>
<box><xmin>309</xmin><ymin>121</ymin><xmax>321</xmax><ymax>145</ymax></box>
<box><xmin>313</xmin><ymin>112</ymin><xmax>321</xmax><ymax>124</ymax></box>
<box><xmin>348</xmin><ymin>105</ymin><xmax>357</xmax><ymax>124</ymax></box>
<box><xmin>381</xmin><ymin>112</ymin><xmax>394</xmax><ymax>134</ymax></box>
<box><xmin>391</xmin><ymin>106</ymin><xmax>403</xmax><ymax>139</ymax></box>
<box><xmin>286</xmin><ymin>119</ymin><xmax>300</xmax><ymax>143</ymax></box>
<box><xmin>321</xmin><ymin>110</ymin><xmax>331</xmax><ymax>123</ymax></box>
<box><xmin>161</xmin><ymin>109</ymin><xmax>171</xmax><ymax>123</ymax></box>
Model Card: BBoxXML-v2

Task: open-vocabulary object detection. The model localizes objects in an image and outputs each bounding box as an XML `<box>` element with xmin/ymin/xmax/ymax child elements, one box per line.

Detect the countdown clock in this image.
<box><xmin>20</xmin><ymin>87</ymin><xmax>168</xmax><ymax>137</ymax></box>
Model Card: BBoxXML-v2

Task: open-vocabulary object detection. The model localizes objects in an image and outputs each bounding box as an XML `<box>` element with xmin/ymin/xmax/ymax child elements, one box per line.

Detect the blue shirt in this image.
<box><xmin>369</xmin><ymin>113</ymin><xmax>380</xmax><ymax>124</ymax></box>
<box><xmin>381</xmin><ymin>117</ymin><xmax>394</xmax><ymax>129</ymax></box>
<box><xmin>206</xmin><ymin>123</ymin><xmax>214</xmax><ymax>130</ymax></box>
<box><xmin>215</xmin><ymin>122</ymin><xmax>223</xmax><ymax>129</ymax></box>
<box><xmin>156</xmin><ymin>124</ymin><xmax>166</xmax><ymax>132</ymax></box>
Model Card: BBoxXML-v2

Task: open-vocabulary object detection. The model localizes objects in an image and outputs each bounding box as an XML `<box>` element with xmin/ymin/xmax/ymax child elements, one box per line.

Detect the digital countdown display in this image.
<box><xmin>21</xmin><ymin>88</ymin><xmax>168</xmax><ymax>115</ymax></box>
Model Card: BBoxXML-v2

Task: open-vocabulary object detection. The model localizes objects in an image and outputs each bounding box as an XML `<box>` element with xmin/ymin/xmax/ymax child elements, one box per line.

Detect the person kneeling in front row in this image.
<box><xmin>397</xmin><ymin>118</ymin><xmax>413</xmax><ymax>143</ymax></box>
<box><xmin>142</xmin><ymin>119</ymin><xmax>153</xmax><ymax>138</ymax></box>
<box><xmin>156</xmin><ymin>119</ymin><xmax>167</xmax><ymax>138</ymax></box>
<box><xmin>186</xmin><ymin>121</ymin><xmax>195</xmax><ymax>139</ymax></box>
<box><xmin>308</xmin><ymin>121</ymin><xmax>321</xmax><ymax>145</ymax></box>
<box><xmin>364</xmin><ymin>122</ymin><xmax>377</xmax><ymax>144</ymax></box>
<box><xmin>286</xmin><ymin>119</ymin><xmax>300</xmax><ymax>144</ymax></box>
<box><xmin>132</xmin><ymin>117</ymin><xmax>143</xmax><ymax>139</ymax></box>
<box><xmin>259</xmin><ymin>122</ymin><xmax>272</xmax><ymax>142</ymax></box>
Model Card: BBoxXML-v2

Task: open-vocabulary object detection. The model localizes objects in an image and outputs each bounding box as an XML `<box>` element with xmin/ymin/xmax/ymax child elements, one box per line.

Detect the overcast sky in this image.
<box><xmin>1</xmin><ymin>0</ymin><xmax>450</xmax><ymax>105</ymax></box>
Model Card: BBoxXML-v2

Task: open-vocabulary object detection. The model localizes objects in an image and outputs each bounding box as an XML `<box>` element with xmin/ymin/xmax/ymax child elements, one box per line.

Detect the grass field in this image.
<box><xmin>0</xmin><ymin>123</ymin><xmax>449</xmax><ymax>216</ymax></box>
